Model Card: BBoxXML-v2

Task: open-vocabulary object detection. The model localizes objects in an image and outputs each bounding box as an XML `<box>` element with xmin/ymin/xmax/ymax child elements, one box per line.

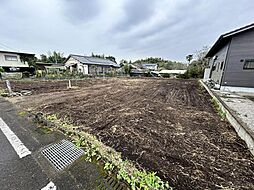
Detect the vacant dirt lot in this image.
<box><xmin>1</xmin><ymin>78</ymin><xmax>254</xmax><ymax>190</ymax></box>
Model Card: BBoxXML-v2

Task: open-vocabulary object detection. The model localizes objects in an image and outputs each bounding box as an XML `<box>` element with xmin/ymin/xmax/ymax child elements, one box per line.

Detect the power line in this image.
<box><xmin>0</xmin><ymin>42</ymin><xmax>17</xmax><ymax>51</ymax></box>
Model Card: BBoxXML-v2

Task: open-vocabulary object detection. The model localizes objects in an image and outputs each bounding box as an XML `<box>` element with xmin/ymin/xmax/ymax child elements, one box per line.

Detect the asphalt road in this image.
<box><xmin>0</xmin><ymin>97</ymin><xmax>87</xmax><ymax>190</ymax></box>
<box><xmin>0</xmin><ymin>97</ymin><xmax>113</xmax><ymax>190</ymax></box>
<box><xmin>0</xmin><ymin>98</ymin><xmax>53</xmax><ymax>190</ymax></box>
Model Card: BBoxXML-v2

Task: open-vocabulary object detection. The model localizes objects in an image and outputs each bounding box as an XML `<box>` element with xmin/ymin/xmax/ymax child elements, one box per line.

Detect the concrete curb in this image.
<box><xmin>199</xmin><ymin>80</ymin><xmax>254</xmax><ymax>156</ymax></box>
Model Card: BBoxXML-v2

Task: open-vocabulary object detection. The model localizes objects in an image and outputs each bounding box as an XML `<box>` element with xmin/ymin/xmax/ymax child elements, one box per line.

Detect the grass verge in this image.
<box><xmin>211</xmin><ymin>98</ymin><xmax>226</xmax><ymax>119</ymax></box>
<box><xmin>40</xmin><ymin>113</ymin><xmax>171</xmax><ymax>190</ymax></box>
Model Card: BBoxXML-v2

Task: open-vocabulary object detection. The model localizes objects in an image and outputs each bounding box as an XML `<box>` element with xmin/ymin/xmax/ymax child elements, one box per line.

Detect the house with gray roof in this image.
<box><xmin>205</xmin><ymin>23</ymin><xmax>254</xmax><ymax>92</ymax></box>
<box><xmin>64</xmin><ymin>54</ymin><xmax>120</xmax><ymax>75</ymax></box>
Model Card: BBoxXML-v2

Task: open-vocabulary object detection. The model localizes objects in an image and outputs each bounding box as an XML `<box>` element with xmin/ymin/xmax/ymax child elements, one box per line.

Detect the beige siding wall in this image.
<box><xmin>65</xmin><ymin>58</ymin><xmax>89</xmax><ymax>74</ymax></box>
<box><xmin>0</xmin><ymin>52</ymin><xmax>29</xmax><ymax>67</ymax></box>
<box><xmin>65</xmin><ymin>57</ymin><xmax>79</xmax><ymax>67</ymax></box>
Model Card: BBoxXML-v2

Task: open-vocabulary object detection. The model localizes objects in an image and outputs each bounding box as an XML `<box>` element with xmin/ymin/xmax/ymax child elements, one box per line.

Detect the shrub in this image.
<box><xmin>123</xmin><ymin>64</ymin><xmax>131</xmax><ymax>75</ymax></box>
<box><xmin>0</xmin><ymin>67</ymin><xmax>4</xmax><ymax>79</ymax></box>
<box><xmin>22</xmin><ymin>71</ymin><xmax>30</xmax><ymax>78</ymax></box>
<box><xmin>179</xmin><ymin>61</ymin><xmax>205</xmax><ymax>79</ymax></box>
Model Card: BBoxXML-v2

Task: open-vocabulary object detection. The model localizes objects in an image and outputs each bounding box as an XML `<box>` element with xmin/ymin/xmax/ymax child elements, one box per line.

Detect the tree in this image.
<box><xmin>0</xmin><ymin>67</ymin><xmax>4</xmax><ymax>78</ymax></box>
<box><xmin>123</xmin><ymin>64</ymin><xmax>131</xmax><ymax>75</ymax></box>
<box><xmin>194</xmin><ymin>46</ymin><xmax>209</xmax><ymax>66</ymax></box>
<box><xmin>182</xmin><ymin>46</ymin><xmax>210</xmax><ymax>78</ymax></box>
<box><xmin>132</xmin><ymin>57</ymin><xmax>186</xmax><ymax>70</ymax></box>
<box><xmin>20</xmin><ymin>54</ymin><xmax>37</xmax><ymax>67</ymax></box>
<box><xmin>47</xmin><ymin>51</ymin><xmax>65</xmax><ymax>63</ymax></box>
<box><xmin>91</xmin><ymin>53</ymin><xmax>116</xmax><ymax>63</ymax></box>
<box><xmin>186</xmin><ymin>54</ymin><xmax>193</xmax><ymax>65</ymax></box>
<box><xmin>40</xmin><ymin>54</ymin><xmax>47</xmax><ymax>62</ymax></box>
<box><xmin>120</xmin><ymin>59</ymin><xmax>128</xmax><ymax>67</ymax></box>
<box><xmin>91</xmin><ymin>53</ymin><xmax>105</xmax><ymax>59</ymax></box>
<box><xmin>38</xmin><ymin>51</ymin><xmax>66</xmax><ymax>63</ymax></box>
<box><xmin>105</xmin><ymin>55</ymin><xmax>116</xmax><ymax>63</ymax></box>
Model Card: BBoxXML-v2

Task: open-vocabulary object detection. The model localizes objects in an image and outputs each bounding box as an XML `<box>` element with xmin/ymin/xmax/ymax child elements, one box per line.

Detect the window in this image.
<box><xmin>4</xmin><ymin>55</ymin><xmax>18</xmax><ymax>61</ymax></box>
<box><xmin>243</xmin><ymin>59</ymin><xmax>254</xmax><ymax>69</ymax></box>
<box><xmin>9</xmin><ymin>67</ymin><xmax>20</xmax><ymax>72</ymax></box>
<box><xmin>220</xmin><ymin>61</ymin><xmax>224</xmax><ymax>70</ymax></box>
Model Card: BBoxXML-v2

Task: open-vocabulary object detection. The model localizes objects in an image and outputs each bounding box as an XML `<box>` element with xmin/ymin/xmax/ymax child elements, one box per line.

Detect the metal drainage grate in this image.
<box><xmin>41</xmin><ymin>139</ymin><xmax>84</xmax><ymax>171</ymax></box>
<box><xmin>97</xmin><ymin>175</ymin><xmax>128</xmax><ymax>190</ymax></box>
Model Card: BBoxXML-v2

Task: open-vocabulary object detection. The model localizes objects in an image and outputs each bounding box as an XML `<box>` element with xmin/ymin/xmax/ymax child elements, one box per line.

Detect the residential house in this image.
<box><xmin>36</xmin><ymin>62</ymin><xmax>65</xmax><ymax>74</ymax></box>
<box><xmin>205</xmin><ymin>23</ymin><xmax>254</xmax><ymax>92</ymax></box>
<box><xmin>130</xmin><ymin>69</ymin><xmax>148</xmax><ymax>77</ymax></box>
<box><xmin>142</xmin><ymin>63</ymin><xmax>158</xmax><ymax>70</ymax></box>
<box><xmin>151</xmin><ymin>70</ymin><xmax>187</xmax><ymax>78</ymax></box>
<box><xmin>64</xmin><ymin>54</ymin><xmax>120</xmax><ymax>75</ymax></box>
<box><xmin>0</xmin><ymin>50</ymin><xmax>35</xmax><ymax>74</ymax></box>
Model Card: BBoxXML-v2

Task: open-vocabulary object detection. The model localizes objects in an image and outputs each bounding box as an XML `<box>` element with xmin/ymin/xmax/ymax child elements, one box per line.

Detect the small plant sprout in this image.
<box><xmin>104</xmin><ymin>162</ymin><xmax>114</xmax><ymax>172</ymax></box>
<box><xmin>211</xmin><ymin>98</ymin><xmax>226</xmax><ymax>120</ymax></box>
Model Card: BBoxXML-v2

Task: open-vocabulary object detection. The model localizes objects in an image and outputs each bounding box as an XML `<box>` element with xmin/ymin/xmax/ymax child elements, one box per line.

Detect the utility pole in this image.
<box><xmin>54</xmin><ymin>52</ymin><xmax>57</xmax><ymax>64</ymax></box>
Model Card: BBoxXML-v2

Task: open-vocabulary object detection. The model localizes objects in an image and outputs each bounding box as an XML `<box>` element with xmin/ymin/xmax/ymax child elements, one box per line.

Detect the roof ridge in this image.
<box><xmin>206</xmin><ymin>22</ymin><xmax>254</xmax><ymax>57</ymax></box>
<box><xmin>222</xmin><ymin>22</ymin><xmax>254</xmax><ymax>37</ymax></box>
<box><xmin>71</xmin><ymin>54</ymin><xmax>109</xmax><ymax>60</ymax></box>
<box><xmin>0</xmin><ymin>50</ymin><xmax>35</xmax><ymax>55</ymax></box>
<box><xmin>70</xmin><ymin>54</ymin><xmax>87</xmax><ymax>57</ymax></box>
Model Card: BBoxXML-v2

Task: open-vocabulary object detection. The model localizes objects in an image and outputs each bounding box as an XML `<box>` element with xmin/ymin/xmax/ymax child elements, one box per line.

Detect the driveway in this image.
<box><xmin>214</xmin><ymin>90</ymin><xmax>254</xmax><ymax>149</ymax></box>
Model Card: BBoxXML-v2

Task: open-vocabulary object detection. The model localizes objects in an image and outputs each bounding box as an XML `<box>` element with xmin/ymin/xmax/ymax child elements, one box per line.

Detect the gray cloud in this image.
<box><xmin>109</xmin><ymin>0</ymin><xmax>205</xmax><ymax>50</ymax></box>
<box><xmin>61</xmin><ymin>0</ymin><xmax>101</xmax><ymax>24</ymax></box>
<box><xmin>0</xmin><ymin>0</ymin><xmax>253</xmax><ymax>62</ymax></box>
<box><xmin>113</xmin><ymin>0</ymin><xmax>156</xmax><ymax>31</ymax></box>
<box><xmin>107</xmin><ymin>0</ymin><xmax>254</xmax><ymax>60</ymax></box>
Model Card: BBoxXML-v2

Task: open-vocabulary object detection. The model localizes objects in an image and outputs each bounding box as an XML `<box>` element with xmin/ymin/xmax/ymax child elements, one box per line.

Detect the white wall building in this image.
<box><xmin>64</xmin><ymin>54</ymin><xmax>120</xmax><ymax>75</ymax></box>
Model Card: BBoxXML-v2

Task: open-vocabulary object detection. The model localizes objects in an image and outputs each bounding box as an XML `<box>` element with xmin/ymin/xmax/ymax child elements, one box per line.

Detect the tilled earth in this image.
<box><xmin>1</xmin><ymin>78</ymin><xmax>254</xmax><ymax>190</ymax></box>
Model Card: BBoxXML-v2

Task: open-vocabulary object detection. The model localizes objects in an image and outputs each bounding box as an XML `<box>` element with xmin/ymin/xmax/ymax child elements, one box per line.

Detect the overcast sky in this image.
<box><xmin>0</xmin><ymin>0</ymin><xmax>253</xmax><ymax>62</ymax></box>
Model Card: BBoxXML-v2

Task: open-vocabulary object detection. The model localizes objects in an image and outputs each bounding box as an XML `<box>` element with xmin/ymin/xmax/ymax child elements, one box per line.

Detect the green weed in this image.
<box><xmin>44</xmin><ymin>114</ymin><xmax>172</xmax><ymax>190</ymax></box>
<box><xmin>18</xmin><ymin>111</ymin><xmax>27</xmax><ymax>117</ymax></box>
<box><xmin>46</xmin><ymin>114</ymin><xmax>58</xmax><ymax>121</ymax></box>
<box><xmin>211</xmin><ymin>98</ymin><xmax>226</xmax><ymax>120</ymax></box>
<box><xmin>39</xmin><ymin>126</ymin><xmax>52</xmax><ymax>134</ymax></box>
<box><xmin>104</xmin><ymin>162</ymin><xmax>114</xmax><ymax>172</ymax></box>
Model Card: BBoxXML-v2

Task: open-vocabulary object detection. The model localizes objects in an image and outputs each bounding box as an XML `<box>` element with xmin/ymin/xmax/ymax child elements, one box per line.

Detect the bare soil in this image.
<box><xmin>1</xmin><ymin>78</ymin><xmax>254</xmax><ymax>190</ymax></box>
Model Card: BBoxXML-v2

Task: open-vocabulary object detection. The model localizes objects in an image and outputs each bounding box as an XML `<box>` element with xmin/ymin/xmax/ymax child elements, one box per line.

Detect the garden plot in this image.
<box><xmin>1</xmin><ymin>78</ymin><xmax>254</xmax><ymax>190</ymax></box>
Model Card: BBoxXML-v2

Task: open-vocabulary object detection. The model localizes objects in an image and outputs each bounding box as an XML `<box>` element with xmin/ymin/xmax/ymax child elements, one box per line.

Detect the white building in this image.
<box><xmin>64</xmin><ymin>54</ymin><xmax>120</xmax><ymax>75</ymax></box>
<box><xmin>142</xmin><ymin>63</ymin><xmax>158</xmax><ymax>70</ymax></box>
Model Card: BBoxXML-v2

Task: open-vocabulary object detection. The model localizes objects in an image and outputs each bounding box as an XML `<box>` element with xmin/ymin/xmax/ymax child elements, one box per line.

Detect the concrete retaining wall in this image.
<box><xmin>200</xmin><ymin>80</ymin><xmax>254</xmax><ymax>156</ymax></box>
<box><xmin>1</xmin><ymin>72</ymin><xmax>22</xmax><ymax>80</ymax></box>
